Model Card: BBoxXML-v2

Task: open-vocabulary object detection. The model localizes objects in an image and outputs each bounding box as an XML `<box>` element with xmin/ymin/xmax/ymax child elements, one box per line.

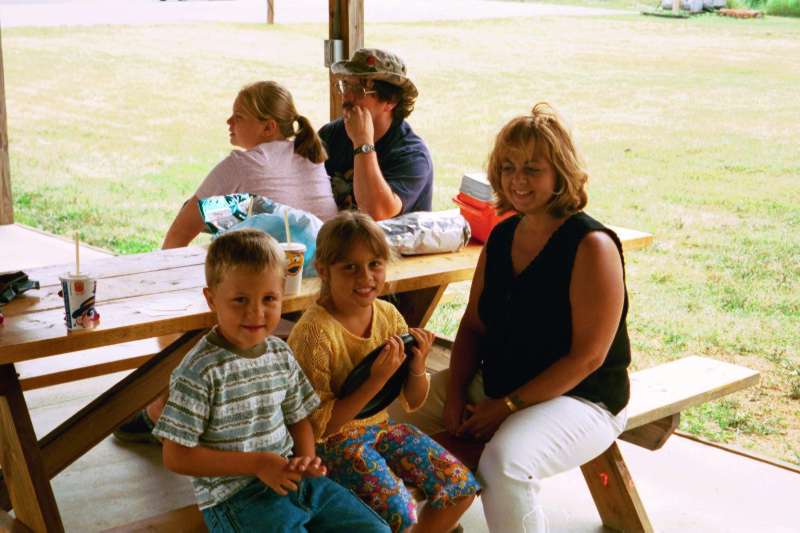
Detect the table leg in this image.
<box><xmin>0</xmin><ymin>330</ymin><xmax>206</xmax><ymax>517</ymax></box>
<box><xmin>580</xmin><ymin>441</ymin><xmax>653</xmax><ymax>532</ymax></box>
<box><xmin>0</xmin><ymin>364</ymin><xmax>64</xmax><ymax>533</ymax></box>
<box><xmin>389</xmin><ymin>284</ymin><xmax>448</xmax><ymax>328</ymax></box>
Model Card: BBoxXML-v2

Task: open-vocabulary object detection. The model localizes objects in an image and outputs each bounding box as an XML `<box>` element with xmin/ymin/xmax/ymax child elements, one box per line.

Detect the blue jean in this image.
<box><xmin>201</xmin><ymin>477</ymin><xmax>390</xmax><ymax>533</ymax></box>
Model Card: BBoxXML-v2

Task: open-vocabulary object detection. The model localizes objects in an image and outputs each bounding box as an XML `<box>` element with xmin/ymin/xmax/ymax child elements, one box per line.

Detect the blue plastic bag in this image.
<box><xmin>198</xmin><ymin>194</ymin><xmax>321</xmax><ymax>277</ymax></box>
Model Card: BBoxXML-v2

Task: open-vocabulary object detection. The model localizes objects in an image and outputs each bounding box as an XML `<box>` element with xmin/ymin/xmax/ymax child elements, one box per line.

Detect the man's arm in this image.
<box><xmin>352</xmin><ymin>150</ymin><xmax>403</xmax><ymax>220</ymax></box>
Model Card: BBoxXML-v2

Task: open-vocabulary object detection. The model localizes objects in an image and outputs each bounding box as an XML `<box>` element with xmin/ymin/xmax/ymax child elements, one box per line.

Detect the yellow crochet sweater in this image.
<box><xmin>287</xmin><ymin>299</ymin><xmax>409</xmax><ymax>440</ymax></box>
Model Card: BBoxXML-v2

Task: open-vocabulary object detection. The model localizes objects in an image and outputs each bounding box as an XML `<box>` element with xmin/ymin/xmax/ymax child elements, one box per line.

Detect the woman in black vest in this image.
<box><xmin>392</xmin><ymin>103</ymin><xmax>631</xmax><ymax>532</ymax></box>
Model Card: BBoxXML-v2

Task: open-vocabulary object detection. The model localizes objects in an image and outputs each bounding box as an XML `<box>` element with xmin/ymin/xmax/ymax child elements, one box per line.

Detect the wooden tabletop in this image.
<box><xmin>0</xmin><ymin>224</ymin><xmax>653</xmax><ymax>365</ymax></box>
<box><xmin>0</xmin><ymin>246</ymin><xmax>480</xmax><ymax>364</ymax></box>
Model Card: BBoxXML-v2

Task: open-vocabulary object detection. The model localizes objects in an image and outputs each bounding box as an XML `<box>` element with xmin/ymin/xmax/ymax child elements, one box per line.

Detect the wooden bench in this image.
<box><xmin>106</xmin><ymin>351</ymin><xmax>759</xmax><ymax>533</ymax></box>
<box><xmin>431</xmin><ymin>352</ymin><xmax>760</xmax><ymax>532</ymax></box>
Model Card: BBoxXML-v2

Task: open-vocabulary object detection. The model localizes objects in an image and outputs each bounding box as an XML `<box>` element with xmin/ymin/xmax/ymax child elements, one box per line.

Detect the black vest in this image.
<box><xmin>477</xmin><ymin>212</ymin><xmax>631</xmax><ymax>414</ymax></box>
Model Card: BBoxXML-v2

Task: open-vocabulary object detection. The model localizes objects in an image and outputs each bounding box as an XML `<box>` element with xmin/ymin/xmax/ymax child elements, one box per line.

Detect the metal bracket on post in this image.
<box><xmin>324</xmin><ymin>39</ymin><xmax>344</xmax><ymax>68</ymax></box>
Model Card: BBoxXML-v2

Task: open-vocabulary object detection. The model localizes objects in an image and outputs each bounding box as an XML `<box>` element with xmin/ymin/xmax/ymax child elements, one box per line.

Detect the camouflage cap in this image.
<box><xmin>331</xmin><ymin>48</ymin><xmax>418</xmax><ymax>99</ymax></box>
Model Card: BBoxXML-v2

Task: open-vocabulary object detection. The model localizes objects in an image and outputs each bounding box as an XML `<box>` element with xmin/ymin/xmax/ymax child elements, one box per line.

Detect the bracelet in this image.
<box><xmin>502</xmin><ymin>395</ymin><xmax>518</xmax><ymax>413</ymax></box>
<box><xmin>408</xmin><ymin>368</ymin><xmax>427</xmax><ymax>377</ymax></box>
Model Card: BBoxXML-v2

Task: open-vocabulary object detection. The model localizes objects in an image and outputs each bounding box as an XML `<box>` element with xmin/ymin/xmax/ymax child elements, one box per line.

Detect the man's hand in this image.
<box><xmin>255</xmin><ymin>454</ymin><xmax>302</xmax><ymax>496</ymax></box>
<box><xmin>458</xmin><ymin>398</ymin><xmax>512</xmax><ymax>441</ymax></box>
<box><xmin>343</xmin><ymin>105</ymin><xmax>375</xmax><ymax>147</ymax></box>
<box><xmin>287</xmin><ymin>455</ymin><xmax>327</xmax><ymax>478</ymax></box>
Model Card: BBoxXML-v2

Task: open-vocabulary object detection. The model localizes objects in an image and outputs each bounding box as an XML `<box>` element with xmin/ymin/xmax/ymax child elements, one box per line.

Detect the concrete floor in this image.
<box><xmin>0</xmin><ymin>223</ymin><xmax>112</xmax><ymax>272</ymax></box>
<box><xmin>22</xmin><ymin>371</ymin><xmax>800</xmax><ymax>532</ymax></box>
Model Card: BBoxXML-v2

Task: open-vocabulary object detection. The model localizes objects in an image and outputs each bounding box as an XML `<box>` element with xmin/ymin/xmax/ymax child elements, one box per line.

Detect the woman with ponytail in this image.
<box><xmin>162</xmin><ymin>81</ymin><xmax>338</xmax><ymax>249</ymax></box>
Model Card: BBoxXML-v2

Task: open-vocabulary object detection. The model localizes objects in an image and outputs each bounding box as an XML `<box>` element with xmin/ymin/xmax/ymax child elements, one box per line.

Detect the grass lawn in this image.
<box><xmin>5</xmin><ymin>12</ymin><xmax>799</xmax><ymax>464</ymax></box>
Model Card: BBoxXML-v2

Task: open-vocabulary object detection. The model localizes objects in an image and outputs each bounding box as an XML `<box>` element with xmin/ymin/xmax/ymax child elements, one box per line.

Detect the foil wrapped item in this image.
<box><xmin>378</xmin><ymin>210</ymin><xmax>471</xmax><ymax>256</ymax></box>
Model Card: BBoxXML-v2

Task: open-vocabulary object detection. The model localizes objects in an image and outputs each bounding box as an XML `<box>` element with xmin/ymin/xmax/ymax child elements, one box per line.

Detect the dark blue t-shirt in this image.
<box><xmin>318</xmin><ymin>118</ymin><xmax>433</xmax><ymax>214</ymax></box>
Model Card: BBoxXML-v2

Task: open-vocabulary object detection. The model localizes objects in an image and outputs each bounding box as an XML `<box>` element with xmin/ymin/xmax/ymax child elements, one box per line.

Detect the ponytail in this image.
<box><xmin>293</xmin><ymin>115</ymin><xmax>327</xmax><ymax>164</ymax></box>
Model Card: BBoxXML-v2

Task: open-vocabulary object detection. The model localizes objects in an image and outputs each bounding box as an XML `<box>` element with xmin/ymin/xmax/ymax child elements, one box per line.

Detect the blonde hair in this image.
<box><xmin>314</xmin><ymin>211</ymin><xmax>393</xmax><ymax>304</ymax></box>
<box><xmin>487</xmin><ymin>102</ymin><xmax>588</xmax><ymax>217</ymax></box>
<box><xmin>237</xmin><ymin>81</ymin><xmax>327</xmax><ymax>164</ymax></box>
<box><xmin>205</xmin><ymin>229</ymin><xmax>285</xmax><ymax>289</ymax></box>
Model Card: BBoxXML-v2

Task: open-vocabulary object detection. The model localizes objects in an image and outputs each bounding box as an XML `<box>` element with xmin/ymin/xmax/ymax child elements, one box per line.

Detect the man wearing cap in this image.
<box><xmin>320</xmin><ymin>48</ymin><xmax>433</xmax><ymax>221</ymax></box>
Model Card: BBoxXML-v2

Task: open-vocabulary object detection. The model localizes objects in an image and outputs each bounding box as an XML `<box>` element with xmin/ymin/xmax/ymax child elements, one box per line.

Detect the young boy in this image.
<box><xmin>153</xmin><ymin>229</ymin><xmax>389</xmax><ymax>532</ymax></box>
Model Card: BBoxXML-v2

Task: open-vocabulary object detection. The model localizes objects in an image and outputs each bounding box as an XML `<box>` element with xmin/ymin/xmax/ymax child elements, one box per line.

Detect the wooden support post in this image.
<box><xmin>267</xmin><ymin>0</ymin><xmax>274</xmax><ymax>24</ymax></box>
<box><xmin>389</xmin><ymin>284</ymin><xmax>447</xmax><ymax>328</ymax></box>
<box><xmin>0</xmin><ymin>365</ymin><xmax>63</xmax><ymax>533</ymax></box>
<box><xmin>581</xmin><ymin>442</ymin><xmax>653</xmax><ymax>533</ymax></box>
<box><xmin>0</xmin><ymin>27</ymin><xmax>13</xmax><ymax>225</ymax></box>
<box><xmin>36</xmin><ymin>330</ymin><xmax>206</xmax><ymax>479</ymax></box>
<box><xmin>619</xmin><ymin>414</ymin><xmax>680</xmax><ymax>451</ymax></box>
<box><xmin>328</xmin><ymin>0</ymin><xmax>364</xmax><ymax>121</ymax></box>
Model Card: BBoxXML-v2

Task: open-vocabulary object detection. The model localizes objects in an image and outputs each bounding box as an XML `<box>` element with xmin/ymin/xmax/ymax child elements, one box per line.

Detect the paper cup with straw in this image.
<box><xmin>59</xmin><ymin>231</ymin><xmax>99</xmax><ymax>330</ymax></box>
<box><xmin>279</xmin><ymin>209</ymin><xmax>305</xmax><ymax>295</ymax></box>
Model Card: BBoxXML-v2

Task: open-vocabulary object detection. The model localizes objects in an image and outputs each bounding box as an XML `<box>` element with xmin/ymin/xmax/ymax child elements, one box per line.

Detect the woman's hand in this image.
<box><xmin>369</xmin><ymin>335</ymin><xmax>406</xmax><ymax>386</ymax></box>
<box><xmin>458</xmin><ymin>398</ymin><xmax>512</xmax><ymax>441</ymax></box>
<box><xmin>255</xmin><ymin>454</ymin><xmax>302</xmax><ymax>496</ymax></box>
<box><xmin>443</xmin><ymin>391</ymin><xmax>468</xmax><ymax>436</ymax></box>
<box><xmin>407</xmin><ymin>328</ymin><xmax>434</xmax><ymax>376</ymax></box>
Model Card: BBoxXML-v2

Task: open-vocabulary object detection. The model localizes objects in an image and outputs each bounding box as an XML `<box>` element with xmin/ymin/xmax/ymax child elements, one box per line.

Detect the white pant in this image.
<box><xmin>388</xmin><ymin>369</ymin><xmax>627</xmax><ymax>533</ymax></box>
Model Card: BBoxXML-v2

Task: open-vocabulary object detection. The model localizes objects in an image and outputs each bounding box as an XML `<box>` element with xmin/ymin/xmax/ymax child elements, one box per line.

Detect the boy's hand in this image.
<box><xmin>287</xmin><ymin>455</ymin><xmax>327</xmax><ymax>478</ymax></box>
<box><xmin>256</xmin><ymin>454</ymin><xmax>302</xmax><ymax>496</ymax></box>
<box><xmin>369</xmin><ymin>335</ymin><xmax>406</xmax><ymax>385</ymax></box>
<box><xmin>407</xmin><ymin>328</ymin><xmax>434</xmax><ymax>376</ymax></box>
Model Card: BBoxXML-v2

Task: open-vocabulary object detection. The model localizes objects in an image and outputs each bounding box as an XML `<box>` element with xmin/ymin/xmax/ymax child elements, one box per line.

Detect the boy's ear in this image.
<box><xmin>315</xmin><ymin>262</ymin><xmax>328</xmax><ymax>281</ymax></box>
<box><xmin>203</xmin><ymin>287</ymin><xmax>216</xmax><ymax>312</ymax></box>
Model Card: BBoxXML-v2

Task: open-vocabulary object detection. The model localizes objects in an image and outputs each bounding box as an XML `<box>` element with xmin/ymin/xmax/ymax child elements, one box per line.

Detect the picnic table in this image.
<box><xmin>0</xmin><ymin>229</ymin><xmax>653</xmax><ymax>532</ymax></box>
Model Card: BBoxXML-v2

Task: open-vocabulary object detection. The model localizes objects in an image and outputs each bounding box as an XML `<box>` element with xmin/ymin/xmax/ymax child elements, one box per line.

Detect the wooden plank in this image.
<box><xmin>8</xmin><ymin>264</ymin><xmax>206</xmax><ymax>317</ymax></box>
<box><xmin>625</xmin><ymin>356</ymin><xmax>760</xmax><ymax>430</ymax></box>
<box><xmin>0</xmin><ymin>27</ymin><xmax>12</xmax><ymax>226</ymax></box>
<box><xmin>103</xmin><ymin>504</ymin><xmax>206</xmax><ymax>533</ymax></box>
<box><xmin>0</xmin><ymin>365</ymin><xmax>63</xmax><ymax>532</ymax></box>
<box><xmin>19</xmin><ymin>246</ymin><xmax>205</xmax><ymax>289</ymax></box>
<box><xmin>0</xmin><ymin>249</ymin><xmax>478</xmax><ymax>364</ymax></box>
<box><xmin>36</xmin><ymin>330</ymin><xmax>206</xmax><ymax>480</ymax></box>
<box><xmin>607</xmin><ymin>225</ymin><xmax>653</xmax><ymax>252</ymax></box>
<box><xmin>390</xmin><ymin>284</ymin><xmax>447</xmax><ymax>328</ymax></box>
<box><xmin>0</xmin><ymin>509</ymin><xmax>33</xmax><ymax>533</ymax></box>
<box><xmin>619</xmin><ymin>414</ymin><xmax>679</xmax><ymax>451</ymax></box>
<box><xmin>580</xmin><ymin>442</ymin><xmax>653</xmax><ymax>533</ymax></box>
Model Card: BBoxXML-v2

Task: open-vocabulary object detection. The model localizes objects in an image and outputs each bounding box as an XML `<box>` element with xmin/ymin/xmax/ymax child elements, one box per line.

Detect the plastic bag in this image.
<box><xmin>378</xmin><ymin>210</ymin><xmax>471</xmax><ymax>256</ymax></box>
<box><xmin>198</xmin><ymin>194</ymin><xmax>322</xmax><ymax>277</ymax></box>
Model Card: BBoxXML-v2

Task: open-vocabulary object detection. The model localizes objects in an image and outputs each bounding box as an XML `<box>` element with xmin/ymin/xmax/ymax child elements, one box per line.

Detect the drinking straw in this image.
<box><xmin>283</xmin><ymin>209</ymin><xmax>291</xmax><ymax>243</ymax></box>
<box><xmin>75</xmin><ymin>231</ymin><xmax>80</xmax><ymax>276</ymax></box>
<box><xmin>247</xmin><ymin>194</ymin><xmax>255</xmax><ymax>218</ymax></box>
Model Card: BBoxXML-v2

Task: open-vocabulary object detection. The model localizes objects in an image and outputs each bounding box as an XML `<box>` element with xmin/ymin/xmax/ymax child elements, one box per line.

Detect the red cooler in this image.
<box><xmin>453</xmin><ymin>192</ymin><xmax>515</xmax><ymax>243</ymax></box>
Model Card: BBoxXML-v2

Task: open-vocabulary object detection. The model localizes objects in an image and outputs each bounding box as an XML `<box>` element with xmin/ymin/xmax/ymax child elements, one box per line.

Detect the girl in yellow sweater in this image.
<box><xmin>288</xmin><ymin>211</ymin><xmax>479</xmax><ymax>532</ymax></box>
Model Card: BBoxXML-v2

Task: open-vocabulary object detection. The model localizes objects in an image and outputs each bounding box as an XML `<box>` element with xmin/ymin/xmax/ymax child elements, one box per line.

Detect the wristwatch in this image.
<box><xmin>353</xmin><ymin>143</ymin><xmax>375</xmax><ymax>157</ymax></box>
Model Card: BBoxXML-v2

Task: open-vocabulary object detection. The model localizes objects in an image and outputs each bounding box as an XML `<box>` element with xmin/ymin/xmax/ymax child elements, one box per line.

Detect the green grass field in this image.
<box><xmin>6</xmin><ymin>13</ymin><xmax>799</xmax><ymax>463</ymax></box>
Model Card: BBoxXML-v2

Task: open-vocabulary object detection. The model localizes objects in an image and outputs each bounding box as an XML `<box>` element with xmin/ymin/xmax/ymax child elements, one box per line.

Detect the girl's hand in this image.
<box><xmin>407</xmin><ymin>328</ymin><xmax>434</xmax><ymax>376</ymax></box>
<box><xmin>457</xmin><ymin>398</ymin><xmax>512</xmax><ymax>441</ymax></box>
<box><xmin>287</xmin><ymin>456</ymin><xmax>327</xmax><ymax>478</ymax></box>
<box><xmin>443</xmin><ymin>392</ymin><xmax>468</xmax><ymax>436</ymax></box>
<box><xmin>369</xmin><ymin>335</ymin><xmax>406</xmax><ymax>385</ymax></box>
<box><xmin>256</xmin><ymin>454</ymin><xmax>302</xmax><ymax>496</ymax></box>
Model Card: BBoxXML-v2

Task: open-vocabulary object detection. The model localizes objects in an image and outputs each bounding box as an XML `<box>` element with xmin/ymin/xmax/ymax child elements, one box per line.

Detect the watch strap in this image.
<box><xmin>353</xmin><ymin>143</ymin><xmax>375</xmax><ymax>157</ymax></box>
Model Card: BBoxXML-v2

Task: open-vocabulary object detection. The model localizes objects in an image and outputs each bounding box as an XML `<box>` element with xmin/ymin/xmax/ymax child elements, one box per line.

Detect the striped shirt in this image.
<box><xmin>153</xmin><ymin>329</ymin><xmax>320</xmax><ymax>509</ymax></box>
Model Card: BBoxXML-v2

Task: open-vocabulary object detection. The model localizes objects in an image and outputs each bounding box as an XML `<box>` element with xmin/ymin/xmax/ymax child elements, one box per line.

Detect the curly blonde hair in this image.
<box><xmin>487</xmin><ymin>102</ymin><xmax>588</xmax><ymax>217</ymax></box>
